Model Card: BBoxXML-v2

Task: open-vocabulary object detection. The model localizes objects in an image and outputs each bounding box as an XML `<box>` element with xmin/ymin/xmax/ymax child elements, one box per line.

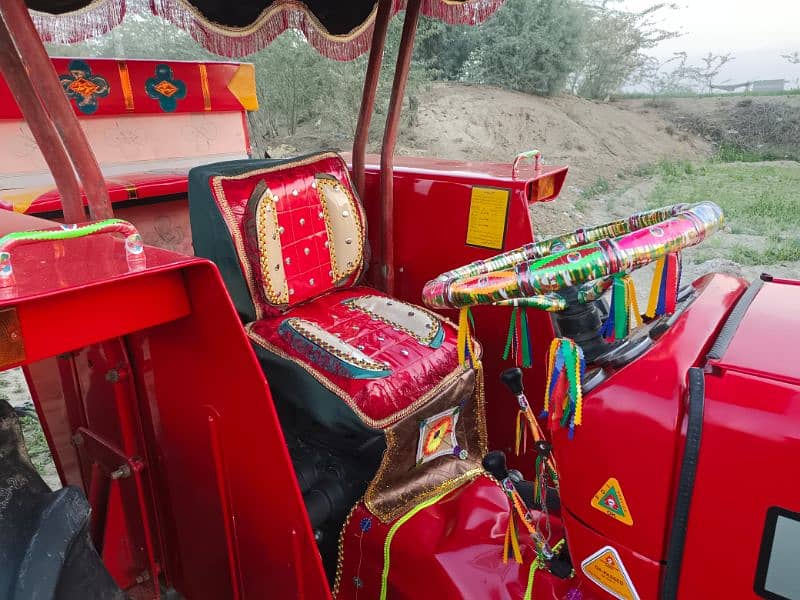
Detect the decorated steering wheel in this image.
<box><xmin>423</xmin><ymin>201</ymin><xmax>723</xmax><ymax>440</ymax></box>
<box><xmin>422</xmin><ymin>202</ymin><xmax>723</xmax><ymax>313</ymax></box>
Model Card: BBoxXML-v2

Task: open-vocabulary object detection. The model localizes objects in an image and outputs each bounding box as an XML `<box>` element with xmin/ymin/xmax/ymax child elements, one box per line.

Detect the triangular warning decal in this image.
<box><xmin>581</xmin><ymin>546</ymin><xmax>640</xmax><ymax>600</ymax></box>
<box><xmin>591</xmin><ymin>477</ymin><xmax>633</xmax><ymax>525</ymax></box>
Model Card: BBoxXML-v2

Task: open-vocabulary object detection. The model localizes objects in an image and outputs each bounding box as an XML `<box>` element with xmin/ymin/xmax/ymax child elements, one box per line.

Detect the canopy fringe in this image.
<box><xmin>30</xmin><ymin>0</ymin><xmax>504</xmax><ymax>59</ymax></box>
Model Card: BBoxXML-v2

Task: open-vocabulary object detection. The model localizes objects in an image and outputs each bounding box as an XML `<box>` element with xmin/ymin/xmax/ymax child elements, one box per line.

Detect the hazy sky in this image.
<box><xmin>621</xmin><ymin>0</ymin><xmax>800</xmax><ymax>83</ymax></box>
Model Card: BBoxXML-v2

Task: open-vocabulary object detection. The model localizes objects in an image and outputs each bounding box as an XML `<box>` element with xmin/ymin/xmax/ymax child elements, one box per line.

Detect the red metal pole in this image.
<box><xmin>352</xmin><ymin>0</ymin><xmax>392</xmax><ymax>198</ymax></box>
<box><xmin>0</xmin><ymin>0</ymin><xmax>113</xmax><ymax>221</ymax></box>
<box><xmin>379</xmin><ymin>0</ymin><xmax>422</xmax><ymax>295</ymax></box>
<box><xmin>0</xmin><ymin>18</ymin><xmax>85</xmax><ymax>224</ymax></box>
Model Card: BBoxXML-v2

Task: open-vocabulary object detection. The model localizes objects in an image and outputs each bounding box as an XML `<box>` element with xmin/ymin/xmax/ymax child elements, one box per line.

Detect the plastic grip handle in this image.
<box><xmin>512</xmin><ymin>150</ymin><xmax>542</xmax><ymax>179</ymax></box>
<box><xmin>0</xmin><ymin>219</ymin><xmax>144</xmax><ymax>288</ymax></box>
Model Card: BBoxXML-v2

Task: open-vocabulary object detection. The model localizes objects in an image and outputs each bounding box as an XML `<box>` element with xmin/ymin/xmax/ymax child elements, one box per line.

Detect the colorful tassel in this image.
<box><xmin>457</xmin><ymin>307</ymin><xmax>476</xmax><ymax>367</ymax></box>
<box><xmin>647</xmin><ymin>253</ymin><xmax>681</xmax><ymax>318</ymax></box>
<box><xmin>503</xmin><ymin>306</ymin><xmax>518</xmax><ymax>361</ymax></box>
<box><xmin>503</xmin><ymin>304</ymin><xmax>533</xmax><ymax>367</ymax></box>
<box><xmin>601</xmin><ymin>274</ymin><xmax>642</xmax><ymax>341</ymax></box>
<box><xmin>519</xmin><ymin>307</ymin><xmax>533</xmax><ymax>368</ymax></box>
<box><xmin>515</xmin><ymin>410</ymin><xmax>528</xmax><ymax>456</ymax></box>
<box><xmin>542</xmin><ymin>338</ymin><xmax>585</xmax><ymax>439</ymax></box>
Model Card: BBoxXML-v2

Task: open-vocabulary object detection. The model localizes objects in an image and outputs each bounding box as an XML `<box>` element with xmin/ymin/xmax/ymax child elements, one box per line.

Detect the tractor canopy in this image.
<box><xmin>28</xmin><ymin>0</ymin><xmax>504</xmax><ymax>59</ymax></box>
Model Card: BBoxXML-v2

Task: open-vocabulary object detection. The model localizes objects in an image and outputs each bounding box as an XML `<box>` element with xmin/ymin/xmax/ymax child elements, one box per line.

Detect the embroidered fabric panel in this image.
<box><xmin>246</xmin><ymin>286</ymin><xmax>463</xmax><ymax>428</ymax></box>
<box><xmin>279</xmin><ymin>317</ymin><xmax>392</xmax><ymax>379</ymax></box>
<box><xmin>364</xmin><ymin>367</ymin><xmax>488</xmax><ymax>522</ymax></box>
<box><xmin>209</xmin><ymin>153</ymin><xmax>366</xmax><ymax>317</ymax></box>
<box><xmin>343</xmin><ymin>295</ymin><xmax>444</xmax><ymax>348</ymax></box>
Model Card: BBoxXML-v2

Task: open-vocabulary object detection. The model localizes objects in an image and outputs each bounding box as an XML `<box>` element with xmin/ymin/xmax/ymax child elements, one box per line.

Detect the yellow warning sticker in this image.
<box><xmin>591</xmin><ymin>477</ymin><xmax>633</xmax><ymax>526</ymax></box>
<box><xmin>465</xmin><ymin>186</ymin><xmax>510</xmax><ymax>250</ymax></box>
<box><xmin>581</xmin><ymin>546</ymin><xmax>640</xmax><ymax>600</ymax></box>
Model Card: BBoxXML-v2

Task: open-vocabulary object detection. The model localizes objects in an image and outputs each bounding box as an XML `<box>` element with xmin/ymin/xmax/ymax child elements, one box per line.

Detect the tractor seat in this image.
<box><xmin>188</xmin><ymin>152</ymin><xmax>463</xmax><ymax>441</ymax></box>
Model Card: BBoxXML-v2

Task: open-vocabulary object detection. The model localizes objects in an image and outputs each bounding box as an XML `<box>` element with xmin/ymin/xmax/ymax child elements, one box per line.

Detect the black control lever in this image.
<box><xmin>482</xmin><ymin>450</ymin><xmax>509</xmax><ymax>482</ymax></box>
<box><xmin>500</xmin><ymin>367</ymin><xmax>525</xmax><ymax>396</ymax></box>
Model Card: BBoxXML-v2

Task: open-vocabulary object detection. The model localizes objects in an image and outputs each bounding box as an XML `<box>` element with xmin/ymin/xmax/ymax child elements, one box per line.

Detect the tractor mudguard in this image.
<box><xmin>0</xmin><ymin>399</ymin><xmax>123</xmax><ymax>600</ymax></box>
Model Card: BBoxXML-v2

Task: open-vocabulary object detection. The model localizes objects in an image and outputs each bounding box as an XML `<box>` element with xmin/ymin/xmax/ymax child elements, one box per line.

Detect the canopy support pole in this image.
<box><xmin>0</xmin><ymin>18</ymin><xmax>84</xmax><ymax>224</ymax></box>
<box><xmin>352</xmin><ymin>0</ymin><xmax>392</xmax><ymax>198</ymax></box>
<box><xmin>379</xmin><ymin>0</ymin><xmax>422</xmax><ymax>295</ymax></box>
<box><xmin>0</xmin><ymin>0</ymin><xmax>112</xmax><ymax>222</ymax></box>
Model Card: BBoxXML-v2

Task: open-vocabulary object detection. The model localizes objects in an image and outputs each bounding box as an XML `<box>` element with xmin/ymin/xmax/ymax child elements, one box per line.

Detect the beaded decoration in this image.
<box><xmin>342</xmin><ymin>295</ymin><xmax>444</xmax><ymax>348</ymax></box>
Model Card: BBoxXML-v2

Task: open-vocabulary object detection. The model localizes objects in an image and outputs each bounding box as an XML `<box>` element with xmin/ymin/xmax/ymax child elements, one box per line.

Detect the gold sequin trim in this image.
<box><xmin>284</xmin><ymin>317</ymin><xmax>391</xmax><ymax>373</ymax></box>
<box><xmin>246</xmin><ymin>323</ymin><xmax>469</xmax><ymax>429</ymax></box>
<box><xmin>332</xmin><ymin>498</ymin><xmax>361</xmax><ymax>599</ymax></box>
<box><xmin>254</xmin><ymin>184</ymin><xmax>289</xmax><ymax>304</ymax></box>
<box><xmin>342</xmin><ymin>295</ymin><xmax>443</xmax><ymax>346</ymax></box>
<box><xmin>211</xmin><ymin>152</ymin><xmax>350</xmax><ymax>319</ymax></box>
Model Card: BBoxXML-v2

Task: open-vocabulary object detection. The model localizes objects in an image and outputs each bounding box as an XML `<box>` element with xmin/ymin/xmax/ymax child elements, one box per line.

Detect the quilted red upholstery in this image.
<box><xmin>209</xmin><ymin>152</ymin><xmax>366</xmax><ymax>319</ymax></box>
<box><xmin>203</xmin><ymin>152</ymin><xmax>463</xmax><ymax>429</ymax></box>
<box><xmin>246</xmin><ymin>287</ymin><xmax>461</xmax><ymax>429</ymax></box>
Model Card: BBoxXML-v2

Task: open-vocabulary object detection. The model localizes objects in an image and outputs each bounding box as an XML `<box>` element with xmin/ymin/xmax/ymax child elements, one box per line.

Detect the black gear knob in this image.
<box><xmin>482</xmin><ymin>450</ymin><xmax>509</xmax><ymax>481</ymax></box>
<box><xmin>501</xmin><ymin>368</ymin><xmax>525</xmax><ymax>396</ymax></box>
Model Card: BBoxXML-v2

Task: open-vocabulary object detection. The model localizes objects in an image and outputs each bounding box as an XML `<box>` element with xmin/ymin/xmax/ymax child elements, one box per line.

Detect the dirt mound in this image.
<box><xmin>396</xmin><ymin>83</ymin><xmax>709</xmax><ymax>188</ymax></box>
<box><xmin>268</xmin><ymin>82</ymin><xmax>710</xmax><ymax>234</ymax></box>
<box><xmin>620</xmin><ymin>95</ymin><xmax>800</xmax><ymax>161</ymax></box>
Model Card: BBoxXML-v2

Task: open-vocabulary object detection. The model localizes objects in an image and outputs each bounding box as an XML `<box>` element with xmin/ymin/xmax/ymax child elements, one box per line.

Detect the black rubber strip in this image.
<box><xmin>661</xmin><ymin>367</ymin><xmax>705</xmax><ymax>600</ymax></box>
<box><xmin>707</xmin><ymin>278</ymin><xmax>764</xmax><ymax>360</ymax></box>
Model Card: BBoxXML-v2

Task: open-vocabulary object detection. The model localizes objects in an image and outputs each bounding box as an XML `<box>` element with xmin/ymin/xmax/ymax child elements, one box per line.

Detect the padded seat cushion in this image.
<box><xmin>246</xmin><ymin>286</ymin><xmax>463</xmax><ymax>429</ymax></box>
<box><xmin>189</xmin><ymin>152</ymin><xmax>366</xmax><ymax>322</ymax></box>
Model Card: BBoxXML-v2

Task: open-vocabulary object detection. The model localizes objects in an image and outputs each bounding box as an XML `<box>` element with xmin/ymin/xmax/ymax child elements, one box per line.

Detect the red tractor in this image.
<box><xmin>0</xmin><ymin>1</ymin><xmax>797</xmax><ymax>599</ymax></box>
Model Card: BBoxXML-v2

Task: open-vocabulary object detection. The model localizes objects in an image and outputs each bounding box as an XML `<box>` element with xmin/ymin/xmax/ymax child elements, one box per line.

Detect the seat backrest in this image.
<box><xmin>188</xmin><ymin>151</ymin><xmax>367</xmax><ymax>322</ymax></box>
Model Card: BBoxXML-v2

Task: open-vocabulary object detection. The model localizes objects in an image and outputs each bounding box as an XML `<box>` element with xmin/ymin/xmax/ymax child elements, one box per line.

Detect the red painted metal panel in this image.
<box><xmin>359</xmin><ymin>155</ymin><xmax>567</xmax><ymax>475</ymax></box>
<box><xmin>0</xmin><ymin>57</ymin><xmax>254</xmax><ymax>119</ymax></box>
<box><xmin>711</xmin><ymin>279</ymin><xmax>800</xmax><ymax>385</ymax></box>
<box><xmin>3</xmin><ymin>234</ymin><xmax>330</xmax><ymax>598</ymax></box>
<box><xmin>552</xmin><ymin>274</ymin><xmax>745</xmax><ymax>562</ymax></box>
<box><xmin>123</xmin><ymin>263</ymin><xmax>330</xmax><ymax>599</ymax></box>
<box><xmin>679</xmin><ymin>370</ymin><xmax>800</xmax><ymax>598</ymax></box>
<box><xmin>24</xmin><ymin>173</ymin><xmax>189</xmax><ymax>215</ymax></box>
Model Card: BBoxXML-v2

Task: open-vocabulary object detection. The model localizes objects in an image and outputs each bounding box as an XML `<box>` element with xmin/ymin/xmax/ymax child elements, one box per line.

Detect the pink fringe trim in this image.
<box><xmin>31</xmin><ymin>0</ymin><xmax>505</xmax><ymax>59</ymax></box>
<box><xmin>30</xmin><ymin>0</ymin><xmax>126</xmax><ymax>45</ymax></box>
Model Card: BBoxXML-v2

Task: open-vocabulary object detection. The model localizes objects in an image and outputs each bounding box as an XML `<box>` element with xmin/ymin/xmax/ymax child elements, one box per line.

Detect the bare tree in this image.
<box><xmin>693</xmin><ymin>52</ymin><xmax>735</xmax><ymax>93</ymax></box>
<box><xmin>784</xmin><ymin>51</ymin><xmax>800</xmax><ymax>88</ymax></box>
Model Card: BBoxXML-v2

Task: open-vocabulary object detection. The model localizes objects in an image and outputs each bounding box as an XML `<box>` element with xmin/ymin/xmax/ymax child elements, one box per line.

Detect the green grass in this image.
<box><xmin>714</xmin><ymin>143</ymin><xmax>800</xmax><ymax>163</ymax></box>
<box><xmin>647</xmin><ymin>162</ymin><xmax>800</xmax><ymax>239</ymax></box>
<box><xmin>581</xmin><ymin>176</ymin><xmax>610</xmax><ymax>200</ymax></box>
<box><xmin>730</xmin><ymin>238</ymin><xmax>800</xmax><ymax>265</ymax></box>
<box><xmin>19</xmin><ymin>415</ymin><xmax>54</xmax><ymax>477</ymax></box>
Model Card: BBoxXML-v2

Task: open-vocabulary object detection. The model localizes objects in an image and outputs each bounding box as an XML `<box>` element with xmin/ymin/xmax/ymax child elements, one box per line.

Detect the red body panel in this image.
<box><xmin>554</xmin><ymin>274</ymin><xmax>745</xmax><ymax>557</ymax></box>
<box><xmin>359</xmin><ymin>154</ymin><xmax>568</xmax><ymax>473</ymax></box>
<box><xmin>25</xmin><ymin>172</ymin><xmax>188</xmax><ymax>215</ymax></box>
<box><xmin>0</xmin><ymin>220</ymin><xmax>330</xmax><ymax>599</ymax></box>
<box><xmin>335</xmin><ymin>476</ymin><xmax>585</xmax><ymax>600</ymax></box>
<box><xmin>678</xmin><ymin>279</ymin><xmax>800</xmax><ymax>598</ymax></box>
<box><xmin>0</xmin><ymin>57</ymin><xmax>253</xmax><ymax>118</ymax></box>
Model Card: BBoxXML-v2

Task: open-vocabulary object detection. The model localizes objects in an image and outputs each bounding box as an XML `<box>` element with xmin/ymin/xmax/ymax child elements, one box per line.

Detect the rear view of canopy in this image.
<box><xmin>27</xmin><ymin>0</ymin><xmax>504</xmax><ymax>60</ymax></box>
